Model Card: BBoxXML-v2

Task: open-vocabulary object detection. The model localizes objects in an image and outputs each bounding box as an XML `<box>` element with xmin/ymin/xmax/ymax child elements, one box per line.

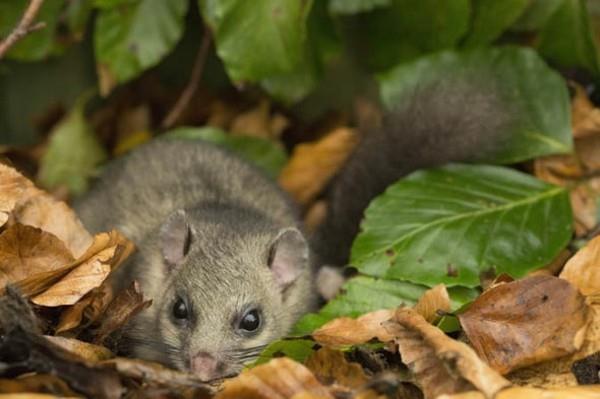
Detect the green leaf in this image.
<box><xmin>537</xmin><ymin>0</ymin><xmax>600</xmax><ymax>80</ymax></box>
<box><xmin>292</xmin><ymin>276</ymin><xmax>478</xmax><ymax>335</ymax></box>
<box><xmin>37</xmin><ymin>94</ymin><xmax>107</xmax><ymax>196</ymax></box>
<box><xmin>0</xmin><ymin>1</ymin><xmax>64</xmax><ymax>61</ymax></box>
<box><xmin>462</xmin><ymin>0</ymin><xmax>530</xmax><ymax>47</ymax></box>
<box><xmin>253</xmin><ymin>339</ymin><xmax>315</xmax><ymax>366</ymax></box>
<box><xmin>511</xmin><ymin>0</ymin><xmax>564</xmax><ymax>31</ymax></box>
<box><xmin>166</xmin><ymin>127</ymin><xmax>287</xmax><ymax>178</ymax></box>
<box><xmin>94</xmin><ymin>0</ymin><xmax>188</xmax><ymax>94</ymax></box>
<box><xmin>351</xmin><ymin>164</ymin><xmax>573</xmax><ymax>288</ymax></box>
<box><xmin>380</xmin><ymin>47</ymin><xmax>573</xmax><ymax>163</ymax></box>
<box><xmin>328</xmin><ymin>0</ymin><xmax>391</xmax><ymax>15</ymax></box>
<box><xmin>360</xmin><ymin>0</ymin><xmax>470</xmax><ymax>71</ymax></box>
<box><xmin>199</xmin><ymin>0</ymin><xmax>314</xmax><ymax>82</ymax></box>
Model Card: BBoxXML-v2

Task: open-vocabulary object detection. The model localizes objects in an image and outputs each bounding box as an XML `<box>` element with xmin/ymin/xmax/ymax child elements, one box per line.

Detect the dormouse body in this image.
<box><xmin>76</xmin><ymin>78</ymin><xmax>513</xmax><ymax>380</ymax></box>
<box><xmin>76</xmin><ymin>141</ymin><xmax>316</xmax><ymax>380</ymax></box>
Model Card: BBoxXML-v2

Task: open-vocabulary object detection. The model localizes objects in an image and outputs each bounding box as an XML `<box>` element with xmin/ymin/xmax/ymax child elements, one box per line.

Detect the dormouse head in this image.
<box><xmin>127</xmin><ymin>207</ymin><xmax>314</xmax><ymax>381</ymax></box>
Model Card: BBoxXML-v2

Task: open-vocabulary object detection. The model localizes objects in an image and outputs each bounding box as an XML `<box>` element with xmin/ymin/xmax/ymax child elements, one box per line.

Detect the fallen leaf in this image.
<box><xmin>0</xmin><ymin>374</ymin><xmax>77</xmax><ymax>396</ymax></box>
<box><xmin>305</xmin><ymin>347</ymin><xmax>368</xmax><ymax>390</ymax></box>
<box><xmin>13</xmin><ymin>195</ymin><xmax>93</xmax><ymax>258</ymax></box>
<box><xmin>92</xmin><ymin>281</ymin><xmax>151</xmax><ymax>345</ymax></box>
<box><xmin>279</xmin><ymin>127</ymin><xmax>358</xmax><ymax>205</ymax></box>
<box><xmin>413</xmin><ymin>284</ymin><xmax>450</xmax><ymax>323</ymax></box>
<box><xmin>216</xmin><ymin>357</ymin><xmax>333</xmax><ymax>399</ymax></box>
<box><xmin>31</xmin><ymin>246</ymin><xmax>115</xmax><ymax>307</ymax></box>
<box><xmin>0</xmin><ymin>164</ymin><xmax>37</xmax><ymax>228</ymax></box>
<box><xmin>0</xmin><ymin>224</ymin><xmax>74</xmax><ymax>290</ymax></box>
<box><xmin>101</xmin><ymin>357</ymin><xmax>214</xmax><ymax>392</ymax></box>
<box><xmin>56</xmin><ymin>283</ymin><xmax>114</xmax><ymax>334</ymax></box>
<box><xmin>560</xmin><ymin>235</ymin><xmax>600</xmax><ymax>296</ymax></box>
<box><xmin>438</xmin><ymin>385</ymin><xmax>600</xmax><ymax>399</ymax></box>
<box><xmin>458</xmin><ymin>275</ymin><xmax>590</xmax><ymax>374</ymax></box>
<box><xmin>44</xmin><ymin>336</ymin><xmax>114</xmax><ymax>362</ymax></box>
<box><xmin>570</xmin><ymin>179</ymin><xmax>600</xmax><ymax>237</ymax></box>
<box><xmin>230</xmin><ymin>99</ymin><xmax>288</xmax><ymax>140</ymax></box>
<box><xmin>385</xmin><ymin>308</ymin><xmax>510</xmax><ymax>399</ymax></box>
<box><xmin>312</xmin><ymin>309</ymin><xmax>395</xmax><ymax>347</ymax></box>
<box><xmin>571</xmin><ymin>83</ymin><xmax>600</xmax><ymax>139</ymax></box>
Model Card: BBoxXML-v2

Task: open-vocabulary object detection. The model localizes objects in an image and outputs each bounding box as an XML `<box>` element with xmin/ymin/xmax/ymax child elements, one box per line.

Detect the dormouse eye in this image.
<box><xmin>238</xmin><ymin>308</ymin><xmax>261</xmax><ymax>333</ymax></box>
<box><xmin>172</xmin><ymin>297</ymin><xmax>189</xmax><ymax>320</ymax></box>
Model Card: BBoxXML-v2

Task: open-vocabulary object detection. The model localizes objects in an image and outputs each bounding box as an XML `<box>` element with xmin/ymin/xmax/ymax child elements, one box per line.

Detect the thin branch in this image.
<box><xmin>0</xmin><ymin>0</ymin><xmax>47</xmax><ymax>60</ymax></box>
<box><xmin>161</xmin><ymin>29</ymin><xmax>212</xmax><ymax>129</ymax></box>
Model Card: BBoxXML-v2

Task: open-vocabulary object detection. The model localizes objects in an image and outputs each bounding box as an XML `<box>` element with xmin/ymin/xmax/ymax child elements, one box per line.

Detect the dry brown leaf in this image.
<box><xmin>560</xmin><ymin>235</ymin><xmax>600</xmax><ymax>296</ymax></box>
<box><xmin>305</xmin><ymin>347</ymin><xmax>368</xmax><ymax>390</ymax></box>
<box><xmin>44</xmin><ymin>336</ymin><xmax>114</xmax><ymax>362</ymax></box>
<box><xmin>230</xmin><ymin>99</ymin><xmax>288</xmax><ymax>140</ymax></box>
<box><xmin>279</xmin><ymin>127</ymin><xmax>358</xmax><ymax>205</ymax></box>
<box><xmin>92</xmin><ymin>280</ymin><xmax>152</xmax><ymax>345</ymax></box>
<box><xmin>312</xmin><ymin>309</ymin><xmax>394</xmax><ymax>347</ymax></box>
<box><xmin>0</xmin><ymin>375</ymin><xmax>77</xmax><ymax>396</ymax></box>
<box><xmin>0</xmin><ymin>224</ymin><xmax>74</xmax><ymax>289</ymax></box>
<box><xmin>12</xmin><ymin>195</ymin><xmax>93</xmax><ymax>258</ymax></box>
<box><xmin>56</xmin><ymin>283</ymin><xmax>114</xmax><ymax>334</ymax></box>
<box><xmin>572</xmin><ymin>83</ymin><xmax>600</xmax><ymax>139</ymax></box>
<box><xmin>438</xmin><ymin>385</ymin><xmax>600</xmax><ymax>399</ymax></box>
<box><xmin>458</xmin><ymin>275</ymin><xmax>589</xmax><ymax>375</ymax></box>
<box><xmin>216</xmin><ymin>357</ymin><xmax>333</xmax><ymax>399</ymax></box>
<box><xmin>414</xmin><ymin>284</ymin><xmax>450</xmax><ymax>323</ymax></box>
<box><xmin>0</xmin><ymin>163</ymin><xmax>38</xmax><ymax>228</ymax></box>
<box><xmin>31</xmin><ymin>246</ymin><xmax>115</xmax><ymax>306</ymax></box>
<box><xmin>385</xmin><ymin>308</ymin><xmax>510</xmax><ymax>399</ymax></box>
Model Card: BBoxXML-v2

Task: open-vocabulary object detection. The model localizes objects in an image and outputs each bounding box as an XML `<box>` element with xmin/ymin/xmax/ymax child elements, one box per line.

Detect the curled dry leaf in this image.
<box><xmin>279</xmin><ymin>127</ymin><xmax>358</xmax><ymax>205</ymax></box>
<box><xmin>0</xmin><ymin>163</ymin><xmax>37</xmax><ymax>228</ymax></box>
<box><xmin>305</xmin><ymin>347</ymin><xmax>368</xmax><ymax>390</ymax></box>
<box><xmin>385</xmin><ymin>308</ymin><xmax>510</xmax><ymax>399</ymax></box>
<box><xmin>413</xmin><ymin>284</ymin><xmax>450</xmax><ymax>323</ymax></box>
<box><xmin>312</xmin><ymin>309</ymin><xmax>395</xmax><ymax>347</ymax></box>
<box><xmin>92</xmin><ymin>280</ymin><xmax>152</xmax><ymax>345</ymax></box>
<box><xmin>458</xmin><ymin>275</ymin><xmax>590</xmax><ymax>375</ymax></box>
<box><xmin>56</xmin><ymin>283</ymin><xmax>114</xmax><ymax>334</ymax></box>
<box><xmin>571</xmin><ymin>83</ymin><xmax>600</xmax><ymax>140</ymax></box>
<box><xmin>560</xmin><ymin>235</ymin><xmax>600</xmax><ymax>296</ymax></box>
<box><xmin>217</xmin><ymin>358</ymin><xmax>333</xmax><ymax>399</ymax></box>
<box><xmin>44</xmin><ymin>336</ymin><xmax>114</xmax><ymax>362</ymax></box>
<box><xmin>0</xmin><ymin>224</ymin><xmax>74</xmax><ymax>289</ymax></box>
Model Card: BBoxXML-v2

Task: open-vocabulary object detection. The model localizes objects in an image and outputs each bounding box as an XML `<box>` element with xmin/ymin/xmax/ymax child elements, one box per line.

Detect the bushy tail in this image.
<box><xmin>313</xmin><ymin>78</ymin><xmax>514</xmax><ymax>266</ymax></box>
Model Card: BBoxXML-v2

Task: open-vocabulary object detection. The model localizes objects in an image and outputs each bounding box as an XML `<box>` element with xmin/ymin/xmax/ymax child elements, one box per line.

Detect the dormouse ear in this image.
<box><xmin>268</xmin><ymin>228</ymin><xmax>309</xmax><ymax>290</ymax></box>
<box><xmin>160</xmin><ymin>210</ymin><xmax>192</xmax><ymax>269</ymax></box>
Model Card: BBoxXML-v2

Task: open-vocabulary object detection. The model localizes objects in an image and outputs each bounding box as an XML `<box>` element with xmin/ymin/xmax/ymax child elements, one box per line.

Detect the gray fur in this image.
<box><xmin>75</xmin><ymin>140</ymin><xmax>315</xmax><ymax>379</ymax></box>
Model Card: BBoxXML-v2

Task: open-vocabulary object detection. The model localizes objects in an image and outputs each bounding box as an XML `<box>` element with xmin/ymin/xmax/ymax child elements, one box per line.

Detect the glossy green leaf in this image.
<box><xmin>37</xmin><ymin>94</ymin><xmax>107</xmax><ymax>196</ymax></box>
<box><xmin>0</xmin><ymin>1</ymin><xmax>64</xmax><ymax>61</ymax></box>
<box><xmin>166</xmin><ymin>127</ymin><xmax>287</xmax><ymax>178</ymax></box>
<box><xmin>380</xmin><ymin>47</ymin><xmax>572</xmax><ymax>163</ymax></box>
<box><xmin>94</xmin><ymin>0</ymin><xmax>188</xmax><ymax>94</ymax></box>
<box><xmin>360</xmin><ymin>0</ymin><xmax>470</xmax><ymax>71</ymax></box>
<box><xmin>329</xmin><ymin>0</ymin><xmax>391</xmax><ymax>14</ymax></box>
<box><xmin>462</xmin><ymin>0</ymin><xmax>530</xmax><ymax>47</ymax></box>
<box><xmin>351</xmin><ymin>164</ymin><xmax>573</xmax><ymax>287</ymax></box>
<box><xmin>292</xmin><ymin>276</ymin><xmax>478</xmax><ymax>335</ymax></box>
<box><xmin>253</xmin><ymin>339</ymin><xmax>315</xmax><ymax>366</ymax></box>
<box><xmin>537</xmin><ymin>0</ymin><xmax>600</xmax><ymax>79</ymax></box>
<box><xmin>199</xmin><ymin>0</ymin><xmax>313</xmax><ymax>83</ymax></box>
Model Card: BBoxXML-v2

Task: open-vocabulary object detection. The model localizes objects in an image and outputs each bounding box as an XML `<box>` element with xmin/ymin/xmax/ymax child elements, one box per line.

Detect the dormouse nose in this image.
<box><xmin>191</xmin><ymin>352</ymin><xmax>221</xmax><ymax>381</ymax></box>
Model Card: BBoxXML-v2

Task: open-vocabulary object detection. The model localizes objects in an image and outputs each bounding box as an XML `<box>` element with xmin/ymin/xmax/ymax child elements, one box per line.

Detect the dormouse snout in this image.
<box><xmin>191</xmin><ymin>352</ymin><xmax>222</xmax><ymax>381</ymax></box>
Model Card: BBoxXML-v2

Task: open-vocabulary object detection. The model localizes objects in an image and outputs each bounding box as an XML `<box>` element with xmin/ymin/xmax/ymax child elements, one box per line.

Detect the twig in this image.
<box><xmin>0</xmin><ymin>0</ymin><xmax>47</xmax><ymax>60</ymax></box>
<box><xmin>161</xmin><ymin>29</ymin><xmax>212</xmax><ymax>129</ymax></box>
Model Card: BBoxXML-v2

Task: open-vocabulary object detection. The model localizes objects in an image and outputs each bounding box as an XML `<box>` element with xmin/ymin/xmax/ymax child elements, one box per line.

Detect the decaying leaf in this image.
<box><xmin>56</xmin><ymin>283</ymin><xmax>114</xmax><ymax>334</ymax></box>
<box><xmin>312</xmin><ymin>309</ymin><xmax>395</xmax><ymax>347</ymax></box>
<box><xmin>230</xmin><ymin>99</ymin><xmax>289</xmax><ymax>140</ymax></box>
<box><xmin>571</xmin><ymin>83</ymin><xmax>600</xmax><ymax>140</ymax></box>
<box><xmin>413</xmin><ymin>284</ymin><xmax>450</xmax><ymax>323</ymax></box>
<box><xmin>92</xmin><ymin>280</ymin><xmax>152</xmax><ymax>345</ymax></box>
<box><xmin>217</xmin><ymin>357</ymin><xmax>333</xmax><ymax>399</ymax></box>
<box><xmin>385</xmin><ymin>308</ymin><xmax>510</xmax><ymax>399</ymax></box>
<box><xmin>438</xmin><ymin>385</ymin><xmax>600</xmax><ymax>399</ymax></box>
<box><xmin>44</xmin><ymin>336</ymin><xmax>114</xmax><ymax>362</ymax></box>
<box><xmin>459</xmin><ymin>275</ymin><xmax>589</xmax><ymax>375</ymax></box>
<box><xmin>0</xmin><ymin>163</ymin><xmax>38</xmax><ymax>228</ymax></box>
<box><xmin>305</xmin><ymin>347</ymin><xmax>368</xmax><ymax>390</ymax></box>
<box><xmin>0</xmin><ymin>374</ymin><xmax>78</xmax><ymax>396</ymax></box>
<box><xmin>279</xmin><ymin>127</ymin><xmax>358</xmax><ymax>205</ymax></box>
<box><xmin>560</xmin><ymin>235</ymin><xmax>600</xmax><ymax>296</ymax></box>
<box><xmin>0</xmin><ymin>224</ymin><xmax>75</xmax><ymax>289</ymax></box>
